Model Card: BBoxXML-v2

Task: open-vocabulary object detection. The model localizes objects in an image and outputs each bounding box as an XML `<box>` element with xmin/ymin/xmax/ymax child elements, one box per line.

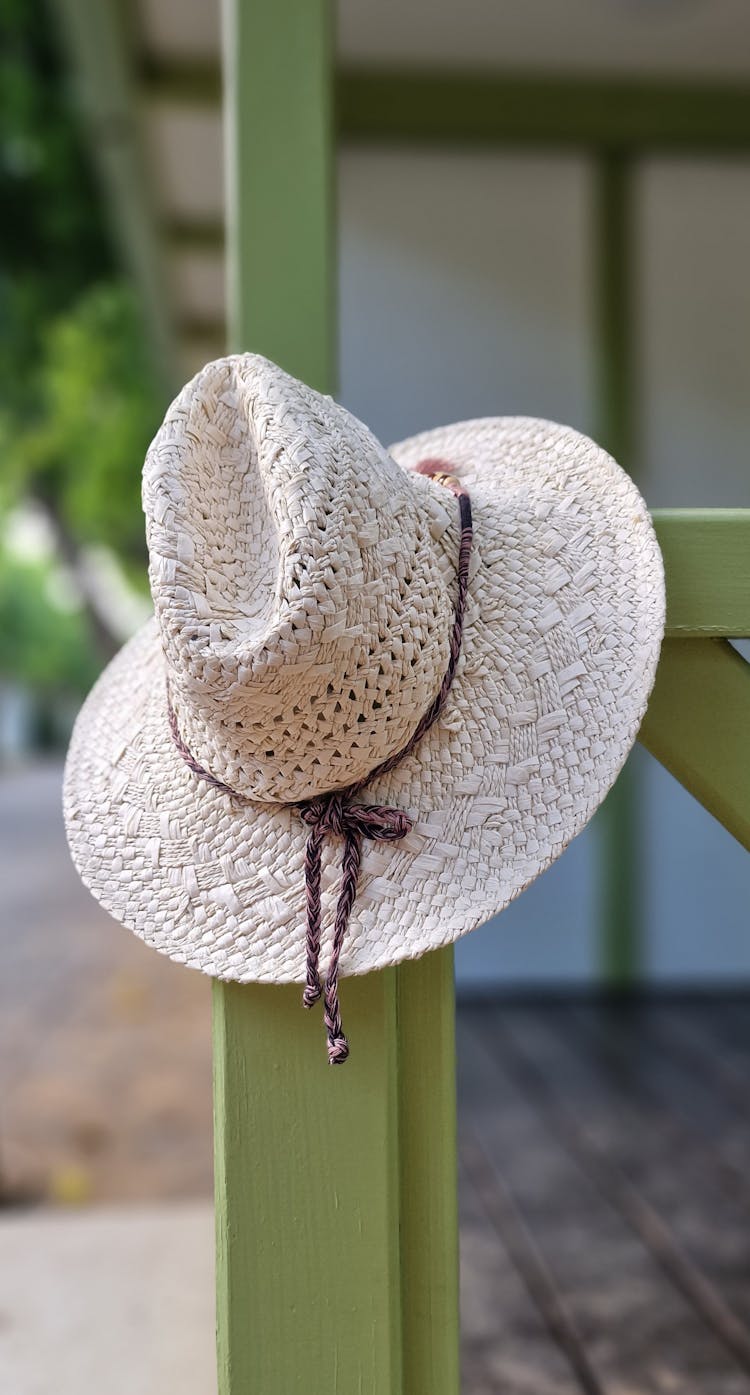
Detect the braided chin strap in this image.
<box><xmin>297</xmin><ymin>796</ymin><xmax>412</xmax><ymax>1063</ymax></box>
<box><xmin>167</xmin><ymin>460</ymin><xmax>473</xmax><ymax>1065</ymax></box>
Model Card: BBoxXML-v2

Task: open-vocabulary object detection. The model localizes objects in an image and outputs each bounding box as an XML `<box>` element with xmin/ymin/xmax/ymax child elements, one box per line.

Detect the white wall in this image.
<box><xmin>338</xmin><ymin>146</ymin><xmax>750</xmax><ymax>987</ymax></box>
<box><xmin>639</xmin><ymin>159</ymin><xmax>750</xmax><ymax>985</ymax></box>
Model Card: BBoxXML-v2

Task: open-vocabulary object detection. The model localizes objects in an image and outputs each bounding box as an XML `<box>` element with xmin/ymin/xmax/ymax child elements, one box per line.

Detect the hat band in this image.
<box><xmin>167</xmin><ymin>460</ymin><xmax>473</xmax><ymax>1064</ymax></box>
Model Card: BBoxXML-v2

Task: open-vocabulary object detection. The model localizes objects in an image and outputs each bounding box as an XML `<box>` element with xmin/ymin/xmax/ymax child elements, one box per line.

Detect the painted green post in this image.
<box><xmin>593</xmin><ymin>153</ymin><xmax>640</xmax><ymax>988</ymax></box>
<box><xmin>214</xmin><ymin>3</ymin><xmax>459</xmax><ymax>1392</ymax></box>
<box><xmin>222</xmin><ymin>0</ymin><xmax>334</xmax><ymax>387</ymax></box>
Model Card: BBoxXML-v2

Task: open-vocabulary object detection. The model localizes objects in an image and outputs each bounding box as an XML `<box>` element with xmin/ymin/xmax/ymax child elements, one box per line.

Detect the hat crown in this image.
<box><xmin>144</xmin><ymin>355</ymin><xmax>456</xmax><ymax>803</ymax></box>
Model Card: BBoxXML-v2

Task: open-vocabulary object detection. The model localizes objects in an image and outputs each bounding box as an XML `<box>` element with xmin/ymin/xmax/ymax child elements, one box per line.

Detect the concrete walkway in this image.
<box><xmin>0</xmin><ymin>1202</ymin><xmax>216</xmax><ymax>1395</ymax></box>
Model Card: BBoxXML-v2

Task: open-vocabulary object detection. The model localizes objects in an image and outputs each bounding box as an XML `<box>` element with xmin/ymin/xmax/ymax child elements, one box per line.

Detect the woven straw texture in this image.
<box><xmin>64</xmin><ymin>355</ymin><xmax>665</xmax><ymax>983</ymax></box>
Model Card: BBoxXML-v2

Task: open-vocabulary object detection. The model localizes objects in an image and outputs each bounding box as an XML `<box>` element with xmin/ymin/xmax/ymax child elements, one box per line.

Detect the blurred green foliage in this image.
<box><xmin>0</xmin><ymin>0</ymin><xmax>112</xmax><ymax>415</ymax></box>
<box><xmin>0</xmin><ymin>0</ymin><xmax>161</xmax><ymax>703</ymax></box>
<box><xmin>2</xmin><ymin>283</ymin><xmax>158</xmax><ymax>586</ymax></box>
<box><xmin>0</xmin><ymin>549</ymin><xmax>97</xmax><ymax>691</ymax></box>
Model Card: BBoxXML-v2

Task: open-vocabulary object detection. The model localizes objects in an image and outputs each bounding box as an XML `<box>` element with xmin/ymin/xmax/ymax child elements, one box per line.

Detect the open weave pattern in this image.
<box><xmin>64</xmin><ymin>355</ymin><xmax>665</xmax><ymax>985</ymax></box>
<box><xmin>145</xmin><ymin>357</ymin><xmax>454</xmax><ymax>804</ymax></box>
<box><xmin>166</xmin><ymin>459</ymin><xmax>472</xmax><ymax>1062</ymax></box>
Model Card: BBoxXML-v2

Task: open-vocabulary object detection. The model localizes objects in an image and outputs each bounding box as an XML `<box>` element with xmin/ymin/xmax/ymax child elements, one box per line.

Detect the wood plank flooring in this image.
<box><xmin>458</xmin><ymin>998</ymin><xmax>750</xmax><ymax>1394</ymax></box>
<box><xmin>2</xmin><ymin>776</ymin><xmax>749</xmax><ymax>1395</ymax></box>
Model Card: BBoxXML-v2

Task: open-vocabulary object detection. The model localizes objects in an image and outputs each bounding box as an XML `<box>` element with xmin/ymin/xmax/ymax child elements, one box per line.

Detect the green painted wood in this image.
<box><xmin>214</xmin><ymin>975</ymin><xmax>403</xmax><ymax>1394</ymax></box>
<box><xmin>639</xmin><ymin>639</ymin><xmax>750</xmax><ymax>851</ymax></box>
<box><xmin>215</xmin><ymin>3</ymin><xmax>459</xmax><ymax>1391</ymax></box>
<box><xmin>337</xmin><ymin>71</ymin><xmax>750</xmax><ymax>151</ymax></box>
<box><xmin>214</xmin><ymin>957</ymin><xmax>459</xmax><ymax>1395</ymax></box>
<box><xmin>593</xmin><ymin>154</ymin><xmax>639</xmax><ymax>989</ymax></box>
<box><xmin>654</xmin><ymin>510</ymin><xmax>750</xmax><ymax>638</ymax></box>
<box><xmin>223</xmin><ymin>0</ymin><xmax>334</xmax><ymax>389</ymax></box>
<box><xmin>396</xmin><ymin>950</ymin><xmax>460</xmax><ymax>1394</ymax></box>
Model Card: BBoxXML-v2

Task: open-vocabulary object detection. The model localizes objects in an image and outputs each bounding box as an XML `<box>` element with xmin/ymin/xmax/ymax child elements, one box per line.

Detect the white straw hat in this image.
<box><xmin>64</xmin><ymin>354</ymin><xmax>664</xmax><ymax>1059</ymax></box>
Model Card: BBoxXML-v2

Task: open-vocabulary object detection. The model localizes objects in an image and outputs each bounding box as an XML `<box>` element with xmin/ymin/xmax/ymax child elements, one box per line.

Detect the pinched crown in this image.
<box><xmin>144</xmin><ymin>355</ymin><xmax>457</xmax><ymax>803</ymax></box>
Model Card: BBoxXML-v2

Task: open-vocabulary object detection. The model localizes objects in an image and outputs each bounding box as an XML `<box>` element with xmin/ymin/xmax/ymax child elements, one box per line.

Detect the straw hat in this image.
<box><xmin>64</xmin><ymin>354</ymin><xmax>663</xmax><ymax>1021</ymax></box>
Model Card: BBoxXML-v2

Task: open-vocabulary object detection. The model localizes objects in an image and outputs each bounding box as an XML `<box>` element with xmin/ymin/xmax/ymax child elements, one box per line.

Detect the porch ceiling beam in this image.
<box><xmin>337</xmin><ymin>71</ymin><xmax>750</xmax><ymax>150</ymax></box>
<box><xmin>136</xmin><ymin>60</ymin><xmax>750</xmax><ymax>152</ymax></box>
<box><xmin>166</xmin><ymin>219</ymin><xmax>225</xmax><ymax>252</ymax></box>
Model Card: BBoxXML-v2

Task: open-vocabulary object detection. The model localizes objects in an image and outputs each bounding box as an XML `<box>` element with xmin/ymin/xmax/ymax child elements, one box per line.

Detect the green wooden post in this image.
<box><xmin>214</xmin><ymin>3</ymin><xmax>459</xmax><ymax>1392</ymax></box>
<box><xmin>222</xmin><ymin>0</ymin><xmax>334</xmax><ymax>386</ymax></box>
<box><xmin>593</xmin><ymin>153</ymin><xmax>640</xmax><ymax>989</ymax></box>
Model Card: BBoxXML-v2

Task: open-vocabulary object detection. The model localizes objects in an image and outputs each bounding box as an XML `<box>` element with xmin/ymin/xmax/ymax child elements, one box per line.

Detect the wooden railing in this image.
<box><xmin>642</xmin><ymin>513</ymin><xmax>750</xmax><ymax>851</ymax></box>
<box><xmin>212</xmin><ymin>502</ymin><xmax>750</xmax><ymax>1395</ymax></box>
<box><xmin>214</xmin><ymin>3</ymin><xmax>750</xmax><ymax>1390</ymax></box>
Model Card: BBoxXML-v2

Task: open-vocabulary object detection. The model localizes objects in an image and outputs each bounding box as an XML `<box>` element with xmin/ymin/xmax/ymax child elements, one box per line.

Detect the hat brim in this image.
<box><xmin>64</xmin><ymin>416</ymin><xmax>664</xmax><ymax>983</ymax></box>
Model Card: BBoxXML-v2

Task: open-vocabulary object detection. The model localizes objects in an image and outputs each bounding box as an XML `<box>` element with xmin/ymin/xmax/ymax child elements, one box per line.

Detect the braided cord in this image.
<box><xmin>168</xmin><ymin>461</ymin><xmax>473</xmax><ymax>1064</ymax></box>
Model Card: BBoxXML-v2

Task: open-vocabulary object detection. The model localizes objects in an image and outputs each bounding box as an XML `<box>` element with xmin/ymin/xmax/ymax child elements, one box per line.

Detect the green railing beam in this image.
<box><xmin>641</xmin><ymin>510</ymin><xmax>750</xmax><ymax>848</ymax></box>
<box><xmin>656</xmin><ymin>510</ymin><xmax>750</xmax><ymax>638</ymax></box>
<box><xmin>640</xmin><ymin>639</ymin><xmax>750</xmax><ymax>850</ymax></box>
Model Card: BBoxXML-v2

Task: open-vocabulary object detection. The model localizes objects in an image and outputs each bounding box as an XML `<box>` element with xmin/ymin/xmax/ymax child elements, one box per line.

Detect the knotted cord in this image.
<box><xmin>297</xmin><ymin>794</ymin><xmax>413</xmax><ymax>1062</ymax></box>
<box><xmin>167</xmin><ymin>460</ymin><xmax>473</xmax><ymax>1064</ymax></box>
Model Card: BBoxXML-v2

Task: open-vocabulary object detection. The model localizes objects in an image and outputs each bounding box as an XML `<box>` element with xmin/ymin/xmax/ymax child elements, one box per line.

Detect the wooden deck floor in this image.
<box><xmin>457</xmin><ymin>998</ymin><xmax>750</xmax><ymax>1394</ymax></box>
<box><xmin>3</xmin><ymin>774</ymin><xmax>750</xmax><ymax>1394</ymax></box>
